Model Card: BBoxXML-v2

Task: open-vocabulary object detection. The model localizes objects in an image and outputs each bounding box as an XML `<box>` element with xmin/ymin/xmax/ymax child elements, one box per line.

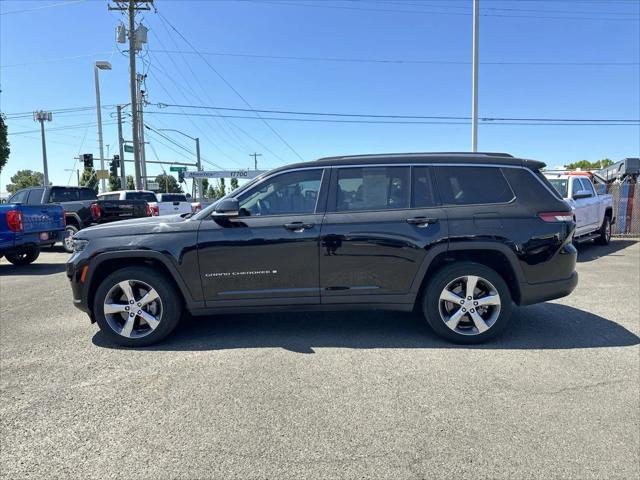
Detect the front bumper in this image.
<box><xmin>518</xmin><ymin>271</ymin><xmax>579</xmax><ymax>306</ymax></box>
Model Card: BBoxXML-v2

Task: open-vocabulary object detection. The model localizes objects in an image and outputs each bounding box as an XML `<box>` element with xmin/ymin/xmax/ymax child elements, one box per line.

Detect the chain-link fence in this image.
<box><xmin>597</xmin><ymin>183</ymin><xmax>640</xmax><ymax>236</ymax></box>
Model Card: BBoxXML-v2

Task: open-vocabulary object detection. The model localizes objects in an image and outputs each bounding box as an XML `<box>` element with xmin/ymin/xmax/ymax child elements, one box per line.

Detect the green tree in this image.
<box><xmin>6</xmin><ymin>169</ymin><xmax>44</xmax><ymax>193</ymax></box>
<box><xmin>207</xmin><ymin>185</ymin><xmax>216</xmax><ymax>199</ymax></box>
<box><xmin>126</xmin><ymin>175</ymin><xmax>135</xmax><ymax>190</ymax></box>
<box><xmin>565</xmin><ymin>159</ymin><xmax>614</xmax><ymax>170</ymax></box>
<box><xmin>80</xmin><ymin>167</ymin><xmax>98</xmax><ymax>194</ymax></box>
<box><xmin>201</xmin><ymin>178</ymin><xmax>209</xmax><ymax>198</ymax></box>
<box><xmin>216</xmin><ymin>178</ymin><xmax>226</xmax><ymax>199</ymax></box>
<box><xmin>230</xmin><ymin>177</ymin><xmax>239</xmax><ymax>190</ymax></box>
<box><xmin>155</xmin><ymin>174</ymin><xmax>182</xmax><ymax>193</ymax></box>
<box><xmin>108</xmin><ymin>175</ymin><xmax>121</xmax><ymax>191</ymax></box>
<box><xmin>0</xmin><ymin>114</ymin><xmax>9</xmax><ymax>174</ymax></box>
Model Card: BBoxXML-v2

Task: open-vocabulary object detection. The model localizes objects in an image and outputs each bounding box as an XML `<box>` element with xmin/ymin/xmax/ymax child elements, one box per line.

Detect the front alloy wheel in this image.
<box><xmin>93</xmin><ymin>266</ymin><xmax>182</xmax><ymax>347</ymax></box>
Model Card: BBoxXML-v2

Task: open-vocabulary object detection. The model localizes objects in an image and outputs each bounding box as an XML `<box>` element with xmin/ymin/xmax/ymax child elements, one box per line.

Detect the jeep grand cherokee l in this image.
<box><xmin>66</xmin><ymin>153</ymin><xmax>578</xmax><ymax>347</ymax></box>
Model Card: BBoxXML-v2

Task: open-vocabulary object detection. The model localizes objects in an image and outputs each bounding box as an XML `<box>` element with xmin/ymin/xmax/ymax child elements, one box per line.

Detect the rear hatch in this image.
<box><xmin>21</xmin><ymin>204</ymin><xmax>66</xmax><ymax>233</ymax></box>
<box><xmin>157</xmin><ymin>194</ymin><xmax>192</xmax><ymax>216</ymax></box>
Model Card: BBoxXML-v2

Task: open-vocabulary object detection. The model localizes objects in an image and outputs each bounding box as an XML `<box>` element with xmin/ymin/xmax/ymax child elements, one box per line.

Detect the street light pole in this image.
<box><xmin>94</xmin><ymin>61</ymin><xmax>112</xmax><ymax>193</ymax></box>
<box><xmin>158</xmin><ymin>128</ymin><xmax>203</xmax><ymax>201</ymax></box>
<box><xmin>33</xmin><ymin>111</ymin><xmax>52</xmax><ymax>186</ymax></box>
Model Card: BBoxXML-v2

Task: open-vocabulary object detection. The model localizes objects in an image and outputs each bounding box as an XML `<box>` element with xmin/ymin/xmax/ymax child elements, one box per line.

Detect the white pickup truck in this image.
<box><xmin>155</xmin><ymin>193</ymin><xmax>193</xmax><ymax>216</ymax></box>
<box><xmin>544</xmin><ymin>173</ymin><xmax>615</xmax><ymax>244</ymax></box>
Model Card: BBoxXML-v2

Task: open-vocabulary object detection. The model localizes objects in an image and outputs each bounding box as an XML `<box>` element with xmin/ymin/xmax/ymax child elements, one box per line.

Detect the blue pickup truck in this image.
<box><xmin>0</xmin><ymin>203</ymin><xmax>66</xmax><ymax>265</ymax></box>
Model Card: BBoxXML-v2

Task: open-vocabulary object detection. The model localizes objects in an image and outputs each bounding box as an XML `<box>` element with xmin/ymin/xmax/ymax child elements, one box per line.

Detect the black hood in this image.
<box><xmin>76</xmin><ymin>214</ymin><xmax>196</xmax><ymax>240</ymax></box>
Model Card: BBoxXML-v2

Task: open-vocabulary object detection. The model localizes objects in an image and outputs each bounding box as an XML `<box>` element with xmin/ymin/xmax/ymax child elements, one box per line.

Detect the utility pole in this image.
<box><xmin>250</xmin><ymin>152</ymin><xmax>262</xmax><ymax>170</ymax></box>
<box><xmin>471</xmin><ymin>0</ymin><xmax>479</xmax><ymax>152</ymax></box>
<box><xmin>108</xmin><ymin>0</ymin><xmax>153</xmax><ymax>190</ymax></box>
<box><xmin>116</xmin><ymin>105</ymin><xmax>126</xmax><ymax>189</ymax></box>
<box><xmin>33</xmin><ymin>111</ymin><xmax>52</xmax><ymax>186</ymax></box>
<box><xmin>137</xmin><ymin>74</ymin><xmax>148</xmax><ymax>189</ymax></box>
<box><xmin>94</xmin><ymin>61</ymin><xmax>112</xmax><ymax>193</ymax></box>
<box><xmin>195</xmin><ymin>137</ymin><xmax>202</xmax><ymax>201</ymax></box>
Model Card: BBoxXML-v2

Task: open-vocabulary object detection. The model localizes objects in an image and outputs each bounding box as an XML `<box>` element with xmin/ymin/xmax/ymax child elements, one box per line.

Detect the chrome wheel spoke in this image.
<box><xmin>118</xmin><ymin>280</ymin><xmax>136</xmax><ymax>303</ymax></box>
<box><xmin>138</xmin><ymin>288</ymin><xmax>159</xmax><ymax>307</ymax></box>
<box><xmin>137</xmin><ymin>310</ymin><xmax>160</xmax><ymax>330</ymax></box>
<box><xmin>104</xmin><ymin>303</ymin><xmax>129</xmax><ymax>314</ymax></box>
<box><xmin>445</xmin><ymin>308</ymin><xmax>466</xmax><ymax>330</ymax></box>
<box><xmin>121</xmin><ymin>315</ymin><xmax>136</xmax><ymax>337</ymax></box>
<box><xmin>474</xmin><ymin>294</ymin><xmax>500</xmax><ymax>307</ymax></box>
<box><xmin>469</xmin><ymin>310</ymin><xmax>489</xmax><ymax>333</ymax></box>
<box><xmin>440</xmin><ymin>289</ymin><xmax>463</xmax><ymax>304</ymax></box>
<box><xmin>465</xmin><ymin>275</ymin><xmax>479</xmax><ymax>299</ymax></box>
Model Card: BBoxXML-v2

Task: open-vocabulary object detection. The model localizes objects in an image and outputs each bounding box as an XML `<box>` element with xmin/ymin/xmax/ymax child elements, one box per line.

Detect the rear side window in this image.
<box><xmin>126</xmin><ymin>192</ymin><xmax>158</xmax><ymax>202</ymax></box>
<box><xmin>335</xmin><ymin>167</ymin><xmax>409</xmax><ymax>212</ymax></box>
<box><xmin>79</xmin><ymin>188</ymin><xmax>97</xmax><ymax>200</ymax></box>
<box><xmin>26</xmin><ymin>188</ymin><xmax>45</xmax><ymax>204</ymax></box>
<box><xmin>434</xmin><ymin>166</ymin><xmax>514</xmax><ymax>205</ymax></box>
<box><xmin>49</xmin><ymin>188</ymin><xmax>80</xmax><ymax>202</ymax></box>
<box><xmin>412</xmin><ymin>167</ymin><xmax>436</xmax><ymax>208</ymax></box>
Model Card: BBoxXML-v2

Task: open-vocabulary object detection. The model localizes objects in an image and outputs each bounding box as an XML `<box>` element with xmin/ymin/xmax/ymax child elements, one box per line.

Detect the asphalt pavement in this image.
<box><xmin>1</xmin><ymin>240</ymin><xmax>639</xmax><ymax>479</ymax></box>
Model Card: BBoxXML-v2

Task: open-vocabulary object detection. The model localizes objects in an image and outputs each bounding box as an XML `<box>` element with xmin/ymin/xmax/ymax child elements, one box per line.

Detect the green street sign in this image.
<box><xmin>170</xmin><ymin>166</ymin><xmax>187</xmax><ymax>172</ymax></box>
<box><xmin>124</xmin><ymin>144</ymin><xmax>134</xmax><ymax>153</ymax></box>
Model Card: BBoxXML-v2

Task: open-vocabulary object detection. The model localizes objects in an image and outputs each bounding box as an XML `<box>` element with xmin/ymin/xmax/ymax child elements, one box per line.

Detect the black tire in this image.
<box><xmin>63</xmin><ymin>225</ymin><xmax>79</xmax><ymax>253</ymax></box>
<box><xmin>422</xmin><ymin>262</ymin><xmax>513</xmax><ymax>344</ymax></box>
<box><xmin>594</xmin><ymin>216</ymin><xmax>612</xmax><ymax>245</ymax></box>
<box><xmin>5</xmin><ymin>247</ymin><xmax>40</xmax><ymax>265</ymax></box>
<box><xmin>93</xmin><ymin>266</ymin><xmax>183</xmax><ymax>347</ymax></box>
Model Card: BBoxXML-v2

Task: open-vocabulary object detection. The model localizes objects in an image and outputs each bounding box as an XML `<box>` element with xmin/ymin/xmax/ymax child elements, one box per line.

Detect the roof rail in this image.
<box><xmin>317</xmin><ymin>152</ymin><xmax>514</xmax><ymax>161</ymax></box>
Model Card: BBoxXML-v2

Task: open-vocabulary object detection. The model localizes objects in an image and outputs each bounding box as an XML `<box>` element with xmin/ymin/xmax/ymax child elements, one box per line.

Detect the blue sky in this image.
<box><xmin>1</xmin><ymin>0</ymin><xmax>639</xmax><ymax>192</ymax></box>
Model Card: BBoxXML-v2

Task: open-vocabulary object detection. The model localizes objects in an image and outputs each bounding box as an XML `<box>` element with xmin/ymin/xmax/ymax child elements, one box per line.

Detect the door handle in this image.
<box><xmin>406</xmin><ymin>217</ymin><xmax>438</xmax><ymax>227</ymax></box>
<box><xmin>283</xmin><ymin>222</ymin><xmax>315</xmax><ymax>232</ymax></box>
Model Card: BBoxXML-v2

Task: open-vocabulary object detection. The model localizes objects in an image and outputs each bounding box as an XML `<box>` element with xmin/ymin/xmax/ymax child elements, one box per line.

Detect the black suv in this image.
<box><xmin>67</xmin><ymin>153</ymin><xmax>578</xmax><ymax>346</ymax></box>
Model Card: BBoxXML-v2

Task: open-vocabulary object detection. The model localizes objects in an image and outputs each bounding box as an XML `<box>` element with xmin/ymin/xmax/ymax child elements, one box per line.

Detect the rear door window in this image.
<box><xmin>334</xmin><ymin>166</ymin><xmax>409</xmax><ymax>212</ymax></box>
<box><xmin>26</xmin><ymin>188</ymin><xmax>45</xmax><ymax>204</ymax></box>
<box><xmin>49</xmin><ymin>187</ymin><xmax>80</xmax><ymax>202</ymax></box>
<box><xmin>412</xmin><ymin>166</ymin><xmax>436</xmax><ymax>208</ymax></box>
<box><xmin>434</xmin><ymin>166</ymin><xmax>514</xmax><ymax>205</ymax></box>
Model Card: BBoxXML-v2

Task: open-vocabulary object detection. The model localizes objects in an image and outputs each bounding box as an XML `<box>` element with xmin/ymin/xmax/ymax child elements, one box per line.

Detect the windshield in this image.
<box><xmin>547</xmin><ymin>178</ymin><xmax>569</xmax><ymax>198</ymax></box>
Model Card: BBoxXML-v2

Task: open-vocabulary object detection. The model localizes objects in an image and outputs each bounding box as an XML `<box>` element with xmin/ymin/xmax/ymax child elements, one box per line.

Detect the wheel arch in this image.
<box><xmin>411</xmin><ymin>243</ymin><xmax>525</xmax><ymax>307</ymax></box>
<box><xmin>85</xmin><ymin>251</ymin><xmax>197</xmax><ymax>318</ymax></box>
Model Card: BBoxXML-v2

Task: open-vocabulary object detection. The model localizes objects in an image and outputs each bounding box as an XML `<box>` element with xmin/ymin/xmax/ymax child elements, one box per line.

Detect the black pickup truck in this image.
<box><xmin>8</xmin><ymin>186</ymin><xmax>151</xmax><ymax>252</ymax></box>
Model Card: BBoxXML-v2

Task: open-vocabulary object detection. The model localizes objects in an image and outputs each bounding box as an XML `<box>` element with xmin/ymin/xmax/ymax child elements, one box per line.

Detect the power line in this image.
<box><xmin>149</xmin><ymin>49</ymin><xmax>639</xmax><ymax>67</ymax></box>
<box><xmin>144</xmin><ymin>111</ymin><xmax>639</xmax><ymax>126</ymax></box>
<box><xmin>152</xmin><ymin>102</ymin><xmax>640</xmax><ymax>123</ymax></box>
<box><xmin>248</xmin><ymin>0</ymin><xmax>640</xmax><ymax>21</ymax></box>
<box><xmin>0</xmin><ymin>0</ymin><xmax>85</xmax><ymax>16</ymax></box>
<box><xmin>154</xmin><ymin>9</ymin><xmax>305</xmax><ymax>161</ymax></box>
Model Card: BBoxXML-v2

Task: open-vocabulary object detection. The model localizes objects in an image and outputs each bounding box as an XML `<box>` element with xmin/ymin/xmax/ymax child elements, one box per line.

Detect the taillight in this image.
<box><xmin>192</xmin><ymin>202</ymin><xmax>202</xmax><ymax>213</ymax></box>
<box><xmin>6</xmin><ymin>210</ymin><xmax>24</xmax><ymax>232</ymax></box>
<box><xmin>90</xmin><ymin>203</ymin><xmax>101</xmax><ymax>220</ymax></box>
<box><xmin>152</xmin><ymin>205</ymin><xmax>159</xmax><ymax>216</ymax></box>
<box><xmin>62</xmin><ymin>210</ymin><xmax>67</xmax><ymax>227</ymax></box>
<box><xmin>538</xmin><ymin>212</ymin><xmax>574</xmax><ymax>223</ymax></box>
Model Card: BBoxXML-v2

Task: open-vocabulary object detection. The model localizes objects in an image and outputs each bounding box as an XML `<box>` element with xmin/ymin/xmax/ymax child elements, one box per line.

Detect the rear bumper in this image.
<box><xmin>0</xmin><ymin>230</ymin><xmax>67</xmax><ymax>255</ymax></box>
<box><xmin>518</xmin><ymin>271</ymin><xmax>578</xmax><ymax>306</ymax></box>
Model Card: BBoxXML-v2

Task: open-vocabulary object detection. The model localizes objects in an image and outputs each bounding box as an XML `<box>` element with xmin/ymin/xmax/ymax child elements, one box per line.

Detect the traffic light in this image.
<box><xmin>178</xmin><ymin>171</ymin><xmax>185</xmax><ymax>183</ymax></box>
<box><xmin>82</xmin><ymin>153</ymin><xmax>93</xmax><ymax>169</ymax></box>
<box><xmin>110</xmin><ymin>156</ymin><xmax>119</xmax><ymax>177</ymax></box>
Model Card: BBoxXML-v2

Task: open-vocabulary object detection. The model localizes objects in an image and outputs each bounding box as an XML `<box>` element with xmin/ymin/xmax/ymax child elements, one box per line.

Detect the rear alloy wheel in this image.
<box><xmin>594</xmin><ymin>216</ymin><xmax>611</xmax><ymax>245</ymax></box>
<box><xmin>5</xmin><ymin>247</ymin><xmax>40</xmax><ymax>265</ymax></box>
<box><xmin>93</xmin><ymin>266</ymin><xmax>182</xmax><ymax>347</ymax></box>
<box><xmin>423</xmin><ymin>262</ymin><xmax>512</xmax><ymax>343</ymax></box>
<box><xmin>63</xmin><ymin>225</ymin><xmax>79</xmax><ymax>253</ymax></box>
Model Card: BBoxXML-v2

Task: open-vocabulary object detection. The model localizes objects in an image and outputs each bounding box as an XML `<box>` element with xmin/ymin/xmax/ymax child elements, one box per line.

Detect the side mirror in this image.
<box><xmin>212</xmin><ymin>197</ymin><xmax>239</xmax><ymax>218</ymax></box>
<box><xmin>573</xmin><ymin>190</ymin><xmax>591</xmax><ymax>200</ymax></box>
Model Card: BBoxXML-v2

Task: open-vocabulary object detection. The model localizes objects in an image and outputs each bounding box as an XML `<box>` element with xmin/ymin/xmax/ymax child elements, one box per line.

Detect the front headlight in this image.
<box><xmin>72</xmin><ymin>238</ymin><xmax>89</xmax><ymax>253</ymax></box>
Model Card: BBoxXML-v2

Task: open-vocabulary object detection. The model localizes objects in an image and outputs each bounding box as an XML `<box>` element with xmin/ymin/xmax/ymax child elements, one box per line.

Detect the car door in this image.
<box><xmin>579</xmin><ymin>178</ymin><xmax>599</xmax><ymax>229</ymax></box>
<box><xmin>197</xmin><ymin>168</ymin><xmax>327</xmax><ymax>306</ymax></box>
<box><xmin>319</xmin><ymin>165</ymin><xmax>448</xmax><ymax>305</ymax></box>
<box><xmin>571</xmin><ymin>178</ymin><xmax>590</xmax><ymax>236</ymax></box>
